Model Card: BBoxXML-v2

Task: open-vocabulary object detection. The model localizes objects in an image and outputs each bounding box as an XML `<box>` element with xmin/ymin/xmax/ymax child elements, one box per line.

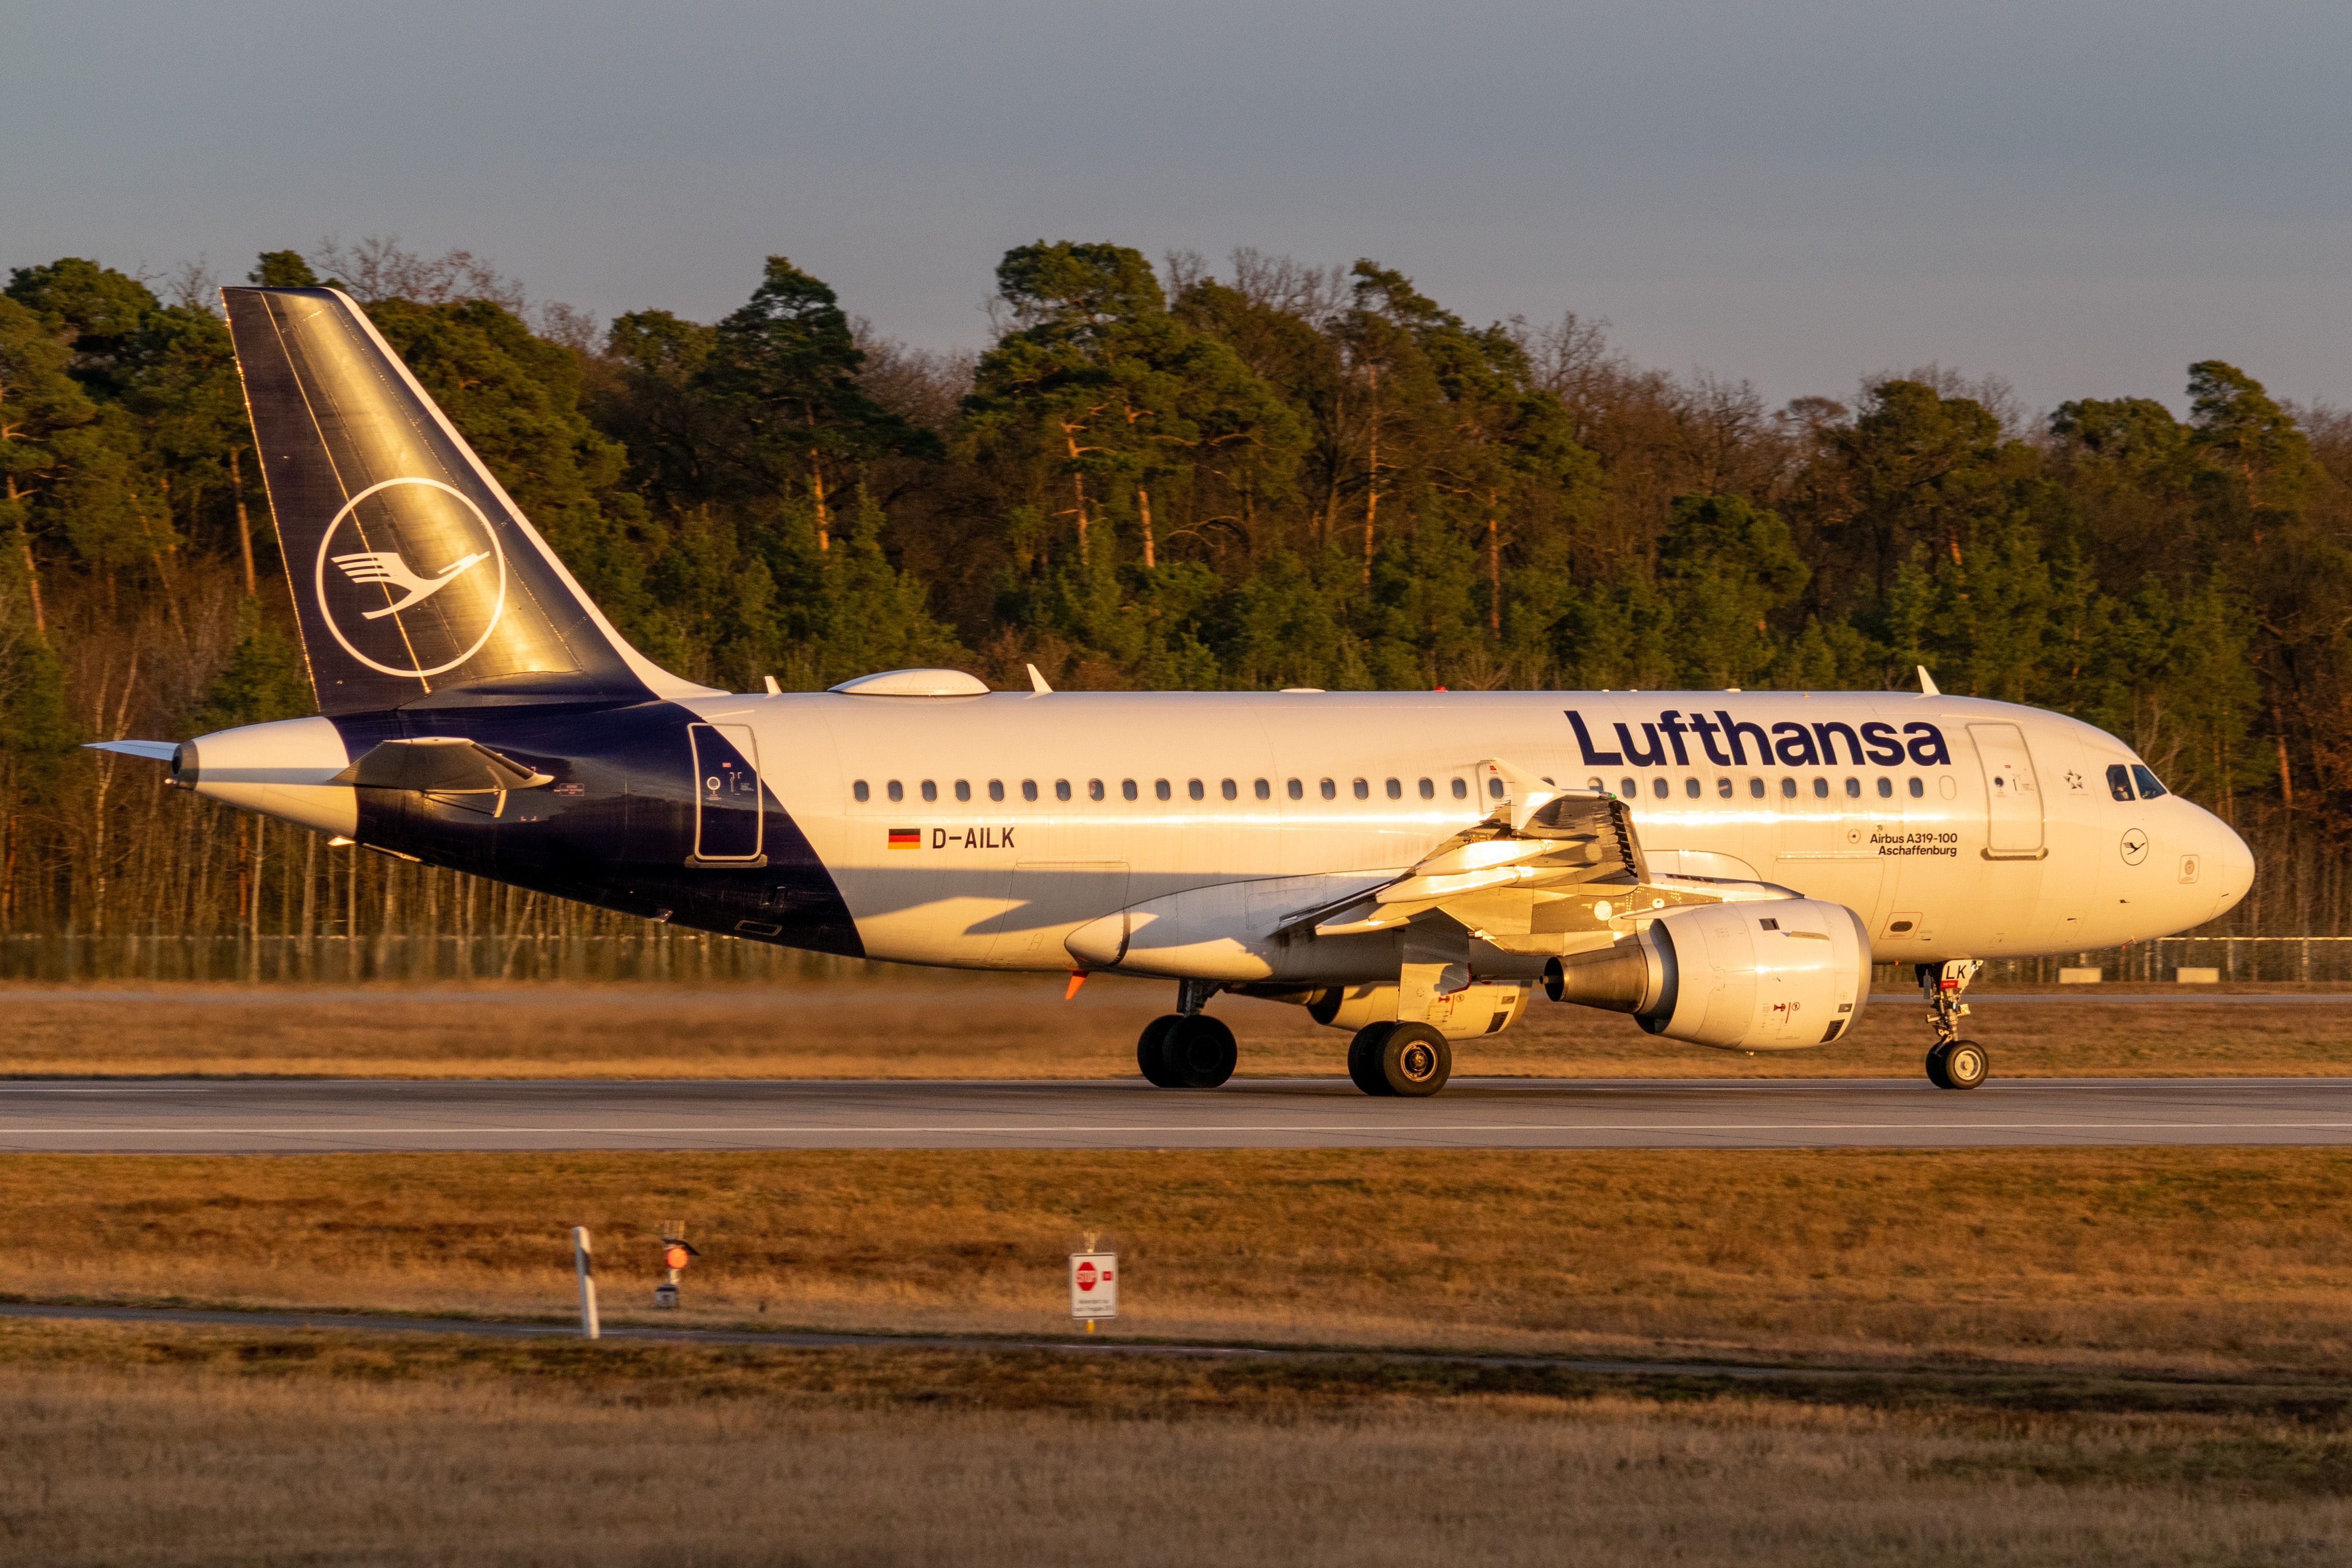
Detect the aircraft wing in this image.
<box><xmin>1280</xmin><ymin>757</ymin><xmax>1793</xmax><ymax>951</ymax></box>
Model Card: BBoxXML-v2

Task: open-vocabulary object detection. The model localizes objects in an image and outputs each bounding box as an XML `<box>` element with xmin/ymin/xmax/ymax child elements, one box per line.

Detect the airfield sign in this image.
<box><xmin>1069</xmin><ymin>1251</ymin><xmax>1118</xmax><ymax>1322</ymax></box>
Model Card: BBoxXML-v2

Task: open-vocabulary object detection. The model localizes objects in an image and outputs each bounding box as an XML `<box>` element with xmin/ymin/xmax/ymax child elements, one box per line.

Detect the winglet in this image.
<box><xmin>1917</xmin><ymin>665</ymin><xmax>1940</xmax><ymax>696</ymax></box>
<box><xmin>1479</xmin><ymin>757</ymin><xmax>1564</xmax><ymax>833</ymax></box>
<box><xmin>1027</xmin><ymin>663</ymin><xmax>1054</xmax><ymax>694</ymax></box>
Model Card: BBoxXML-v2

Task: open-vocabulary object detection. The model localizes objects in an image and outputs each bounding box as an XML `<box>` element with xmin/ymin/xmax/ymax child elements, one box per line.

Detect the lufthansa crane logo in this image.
<box><xmin>331</xmin><ymin>548</ymin><xmax>491</xmax><ymax>619</ymax></box>
<box><xmin>313</xmin><ymin>477</ymin><xmax>508</xmax><ymax>678</ymax></box>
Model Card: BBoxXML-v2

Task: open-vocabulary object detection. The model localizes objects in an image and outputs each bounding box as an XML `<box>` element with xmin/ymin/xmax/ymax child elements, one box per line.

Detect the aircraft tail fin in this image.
<box><xmin>221</xmin><ymin>286</ymin><xmax>713</xmax><ymax>714</ymax></box>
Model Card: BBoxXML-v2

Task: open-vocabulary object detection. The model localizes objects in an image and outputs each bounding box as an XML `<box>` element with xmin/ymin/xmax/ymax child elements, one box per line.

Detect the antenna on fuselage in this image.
<box><xmin>1916</xmin><ymin>666</ymin><xmax>1940</xmax><ymax>696</ymax></box>
<box><xmin>1027</xmin><ymin>664</ymin><xmax>1055</xmax><ymax>694</ymax></box>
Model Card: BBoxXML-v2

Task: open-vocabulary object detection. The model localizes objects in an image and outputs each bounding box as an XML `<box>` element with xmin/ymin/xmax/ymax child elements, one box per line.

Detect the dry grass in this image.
<box><xmin>1</xmin><ymin>1320</ymin><xmax>2348</xmax><ymax>1566</ymax></box>
<box><xmin>4</xmin><ymin>978</ymin><xmax>2351</xmax><ymax>1078</ymax></box>
<box><xmin>8</xmin><ymin>1147</ymin><xmax>2352</xmax><ymax>1377</ymax></box>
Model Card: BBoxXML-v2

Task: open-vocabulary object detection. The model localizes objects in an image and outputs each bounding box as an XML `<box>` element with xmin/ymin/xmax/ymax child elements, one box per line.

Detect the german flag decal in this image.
<box><xmin>887</xmin><ymin>828</ymin><xmax>921</xmax><ymax>850</ymax></box>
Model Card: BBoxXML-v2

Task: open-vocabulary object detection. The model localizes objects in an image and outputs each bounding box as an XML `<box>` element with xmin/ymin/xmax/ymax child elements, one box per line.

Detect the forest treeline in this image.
<box><xmin>0</xmin><ymin>235</ymin><xmax>2343</xmax><ymax>962</ymax></box>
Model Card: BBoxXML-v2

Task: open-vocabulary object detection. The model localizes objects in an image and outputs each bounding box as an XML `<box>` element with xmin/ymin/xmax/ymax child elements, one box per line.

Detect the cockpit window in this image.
<box><xmin>2106</xmin><ymin>763</ymin><xmax>2134</xmax><ymax>802</ymax></box>
<box><xmin>2131</xmin><ymin>763</ymin><xmax>2168</xmax><ymax>800</ymax></box>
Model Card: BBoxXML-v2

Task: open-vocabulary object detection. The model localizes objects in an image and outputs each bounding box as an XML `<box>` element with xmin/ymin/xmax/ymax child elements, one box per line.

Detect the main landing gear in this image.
<box><xmin>1137</xmin><ymin>980</ymin><xmax>1237</xmax><ymax>1089</ymax></box>
<box><xmin>1346</xmin><ymin>1022</ymin><xmax>1452</xmax><ymax>1098</ymax></box>
<box><xmin>1920</xmin><ymin>960</ymin><xmax>1989</xmax><ymax>1090</ymax></box>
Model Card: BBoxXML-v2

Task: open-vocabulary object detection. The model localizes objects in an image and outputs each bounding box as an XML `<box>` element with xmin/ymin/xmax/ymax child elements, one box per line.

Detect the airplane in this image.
<box><xmin>89</xmin><ymin>286</ymin><xmax>2255</xmax><ymax>1097</ymax></box>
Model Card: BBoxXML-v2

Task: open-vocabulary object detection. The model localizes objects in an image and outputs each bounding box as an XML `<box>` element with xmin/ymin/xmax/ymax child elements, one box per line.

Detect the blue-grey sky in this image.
<box><xmin>9</xmin><ymin>2</ymin><xmax>2349</xmax><ymax>416</ymax></box>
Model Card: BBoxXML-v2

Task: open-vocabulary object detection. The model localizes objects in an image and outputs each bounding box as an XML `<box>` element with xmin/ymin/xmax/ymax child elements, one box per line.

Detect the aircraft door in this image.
<box><xmin>1968</xmin><ymin>722</ymin><xmax>2044</xmax><ymax>857</ymax></box>
<box><xmin>689</xmin><ymin>723</ymin><xmax>764</xmax><ymax>863</ymax></box>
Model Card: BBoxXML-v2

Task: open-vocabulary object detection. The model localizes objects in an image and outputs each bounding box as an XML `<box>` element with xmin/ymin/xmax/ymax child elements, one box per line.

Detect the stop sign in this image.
<box><xmin>1069</xmin><ymin>1251</ymin><xmax>1118</xmax><ymax>1321</ymax></box>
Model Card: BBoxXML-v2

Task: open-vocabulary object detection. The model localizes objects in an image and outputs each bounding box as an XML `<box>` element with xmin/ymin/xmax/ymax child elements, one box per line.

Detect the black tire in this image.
<box><xmin>1137</xmin><ymin>1015</ymin><xmax>1184</xmax><ymax>1087</ymax></box>
<box><xmin>1924</xmin><ymin>1042</ymin><xmax>1952</xmax><ymax>1090</ymax></box>
<box><xmin>1163</xmin><ymin>1014</ymin><xmax>1238</xmax><ymax>1088</ymax></box>
<box><xmin>1347</xmin><ymin>1024</ymin><xmax>1394</xmax><ymax>1096</ymax></box>
<box><xmin>1942</xmin><ymin>1038</ymin><xmax>1989</xmax><ymax>1090</ymax></box>
<box><xmin>1379</xmin><ymin>1023</ymin><xmax>1452</xmax><ymax>1097</ymax></box>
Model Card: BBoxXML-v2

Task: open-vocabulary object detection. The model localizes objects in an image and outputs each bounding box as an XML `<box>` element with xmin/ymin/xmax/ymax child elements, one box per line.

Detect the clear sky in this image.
<box><xmin>8</xmin><ymin>1</ymin><xmax>2348</xmax><ymax>416</ymax></box>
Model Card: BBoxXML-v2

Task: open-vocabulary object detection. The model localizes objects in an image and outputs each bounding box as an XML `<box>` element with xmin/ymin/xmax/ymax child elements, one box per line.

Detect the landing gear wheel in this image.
<box><xmin>1161</xmin><ymin>1014</ymin><xmax>1237</xmax><ymax>1089</ymax></box>
<box><xmin>1347</xmin><ymin>1024</ymin><xmax>1394</xmax><ymax>1096</ymax></box>
<box><xmin>1925</xmin><ymin>1039</ymin><xmax>1988</xmax><ymax>1091</ymax></box>
<box><xmin>1137</xmin><ymin>1015</ymin><xmax>1183</xmax><ymax>1087</ymax></box>
<box><xmin>1347</xmin><ymin>1022</ymin><xmax>1452</xmax><ymax>1097</ymax></box>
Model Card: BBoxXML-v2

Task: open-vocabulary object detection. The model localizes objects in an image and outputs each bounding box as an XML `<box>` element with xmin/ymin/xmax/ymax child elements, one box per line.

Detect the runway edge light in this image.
<box><xmin>655</xmin><ymin>1219</ymin><xmax>699</xmax><ymax>1309</ymax></box>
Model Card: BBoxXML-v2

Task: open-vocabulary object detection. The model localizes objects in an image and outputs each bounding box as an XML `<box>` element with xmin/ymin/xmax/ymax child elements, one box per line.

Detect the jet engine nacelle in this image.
<box><xmin>1542</xmin><ymin>898</ymin><xmax>1871</xmax><ymax>1050</ymax></box>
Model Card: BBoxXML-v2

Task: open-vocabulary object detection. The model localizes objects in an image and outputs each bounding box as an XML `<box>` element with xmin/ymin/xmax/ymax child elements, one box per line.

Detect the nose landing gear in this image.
<box><xmin>1920</xmin><ymin>960</ymin><xmax>1989</xmax><ymax>1090</ymax></box>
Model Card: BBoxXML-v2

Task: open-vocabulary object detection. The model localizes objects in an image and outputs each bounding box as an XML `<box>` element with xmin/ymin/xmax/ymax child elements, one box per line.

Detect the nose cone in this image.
<box><xmin>2206</xmin><ymin>810</ymin><xmax>2255</xmax><ymax>920</ymax></box>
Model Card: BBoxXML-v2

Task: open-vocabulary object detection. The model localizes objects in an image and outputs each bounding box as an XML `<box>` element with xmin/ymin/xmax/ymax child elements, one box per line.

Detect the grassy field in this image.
<box><xmin>4</xmin><ymin>977</ymin><xmax>2351</xmax><ymax>1078</ymax></box>
<box><xmin>8</xmin><ymin>1147</ymin><xmax>2352</xmax><ymax>1377</ymax></box>
<box><xmin>2</xmin><ymin>1319</ymin><xmax>2348</xmax><ymax>1565</ymax></box>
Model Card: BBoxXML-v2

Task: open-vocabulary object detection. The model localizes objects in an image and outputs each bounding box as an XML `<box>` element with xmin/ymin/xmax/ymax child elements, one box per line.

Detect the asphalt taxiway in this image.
<box><xmin>3</xmin><ymin>1075</ymin><xmax>2349</xmax><ymax>1152</ymax></box>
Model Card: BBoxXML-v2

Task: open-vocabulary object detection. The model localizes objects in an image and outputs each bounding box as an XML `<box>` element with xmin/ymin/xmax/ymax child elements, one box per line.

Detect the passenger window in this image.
<box><xmin>1749</xmin><ymin>778</ymin><xmax>1765</xmax><ymax>799</ymax></box>
<box><xmin>1152</xmin><ymin>779</ymin><xmax>1170</xmax><ymax>801</ymax></box>
<box><xmin>1876</xmin><ymin>776</ymin><xmax>1893</xmax><ymax>798</ymax></box>
<box><xmin>1255</xmin><ymin>779</ymin><xmax>1271</xmax><ymax>800</ymax></box>
<box><xmin>1684</xmin><ymin>778</ymin><xmax>1701</xmax><ymax>799</ymax></box>
<box><xmin>1488</xmin><ymin>778</ymin><xmax>1505</xmax><ymax>799</ymax></box>
<box><xmin>1386</xmin><ymin>778</ymin><xmax>1403</xmax><ymax>799</ymax></box>
<box><xmin>1812</xmin><ymin>778</ymin><xmax>1829</xmax><ymax>799</ymax></box>
<box><xmin>1288</xmin><ymin>779</ymin><xmax>1304</xmax><ymax>800</ymax></box>
<box><xmin>1780</xmin><ymin>778</ymin><xmax>1797</xmax><ymax>799</ymax></box>
<box><xmin>1716</xmin><ymin>778</ymin><xmax>1732</xmax><ymax>798</ymax></box>
<box><xmin>921</xmin><ymin>781</ymin><xmax>938</xmax><ymax>802</ymax></box>
<box><xmin>2107</xmin><ymin>763</ymin><xmax>2135</xmax><ymax>802</ymax></box>
<box><xmin>955</xmin><ymin>780</ymin><xmax>971</xmax><ymax>802</ymax></box>
<box><xmin>1124</xmin><ymin>780</ymin><xmax>1140</xmax><ymax>801</ymax></box>
<box><xmin>853</xmin><ymin>780</ymin><xmax>870</xmax><ymax>802</ymax></box>
<box><xmin>1844</xmin><ymin>778</ymin><xmax>1860</xmax><ymax>798</ymax></box>
<box><xmin>1056</xmin><ymin>780</ymin><xmax>1072</xmax><ymax>801</ymax></box>
<box><xmin>1907</xmin><ymin>777</ymin><xmax>1924</xmax><ymax>798</ymax></box>
<box><xmin>2131</xmin><ymin>765</ymin><xmax>2167</xmax><ymax>799</ymax></box>
<box><xmin>1418</xmin><ymin>778</ymin><xmax>1435</xmax><ymax>799</ymax></box>
<box><xmin>988</xmin><ymin>780</ymin><xmax>1004</xmax><ymax>802</ymax></box>
<box><xmin>1089</xmin><ymin>779</ymin><xmax>1105</xmax><ymax>801</ymax></box>
<box><xmin>888</xmin><ymin>780</ymin><xmax>904</xmax><ymax>802</ymax></box>
<box><xmin>1620</xmin><ymin>777</ymin><xmax>1637</xmax><ymax>797</ymax></box>
<box><xmin>1023</xmin><ymin>780</ymin><xmax>1039</xmax><ymax>802</ymax></box>
<box><xmin>1187</xmin><ymin>779</ymin><xmax>1204</xmax><ymax>801</ymax></box>
<box><xmin>1451</xmin><ymin>778</ymin><xmax>1468</xmax><ymax>799</ymax></box>
<box><xmin>1321</xmin><ymin>779</ymin><xmax>1338</xmax><ymax>800</ymax></box>
<box><xmin>1352</xmin><ymin>778</ymin><xmax>1370</xmax><ymax>800</ymax></box>
<box><xmin>1651</xmin><ymin>778</ymin><xmax>1668</xmax><ymax>799</ymax></box>
<box><xmin>1221</xmin><ymin>779</ymin><xmax>1238</xmax><ymax>801</ymax></box>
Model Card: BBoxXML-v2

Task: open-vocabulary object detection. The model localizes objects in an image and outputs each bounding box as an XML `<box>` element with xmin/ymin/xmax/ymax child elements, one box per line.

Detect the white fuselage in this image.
<box><xmin>689</xmin><ymin>688</ymin><xmax>2252</xmax><ymax>977</ymax></box>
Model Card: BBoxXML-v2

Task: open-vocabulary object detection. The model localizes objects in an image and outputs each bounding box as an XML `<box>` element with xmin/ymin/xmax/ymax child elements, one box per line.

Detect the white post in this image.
<box><xmin>572</xmin><ymin>1226</ymin><xmax>600</xmax><ymax>1340</ymax></box>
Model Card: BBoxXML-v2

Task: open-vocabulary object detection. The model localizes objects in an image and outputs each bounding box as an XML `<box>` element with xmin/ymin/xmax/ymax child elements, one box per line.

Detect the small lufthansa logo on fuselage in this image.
<box><xmin>314</xmin><ymin>477</ymin><xmax>509</xmax><ymax>679</ymax></box>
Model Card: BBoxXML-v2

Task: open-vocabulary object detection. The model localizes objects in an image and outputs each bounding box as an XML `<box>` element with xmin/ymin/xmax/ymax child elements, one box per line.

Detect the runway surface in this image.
<box><xmin>4</xmin><ymin>1076</ymin><xmax>2351</xmax><ymax>1152</ymax></box>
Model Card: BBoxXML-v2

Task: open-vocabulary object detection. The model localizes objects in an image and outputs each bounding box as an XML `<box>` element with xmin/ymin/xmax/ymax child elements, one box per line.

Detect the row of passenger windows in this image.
<box><xmin>1611</xmin><ymin>775</ymin><xmax>1931</xmax><ymax>801</ymax></box>
<box><xmin>853</xmin><ymin>775</ymin><xmax>1486</xmax><ymax>804</ymax></box>
<box><xmin>851</xmin><ymin>773</ymin><xmax>1943</xmax><ymax>805</ymax></box>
